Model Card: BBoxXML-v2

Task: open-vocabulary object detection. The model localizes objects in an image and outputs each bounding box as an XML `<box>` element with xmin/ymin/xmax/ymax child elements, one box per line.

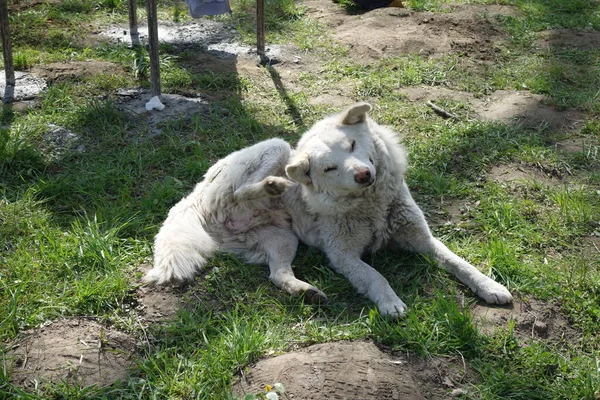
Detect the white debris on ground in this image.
<box><xmin>41</xmin><ymin>124</ymin><xmax>84</xmax><ymax>160</ymax></box>
<box><xmin>0</xmin><ymin>71</ymin><xmax>47</xmax><ymax>101</ymax></box>
<box><xmin>100</xmin><ymin>20</ymin><xmax>284</xmax><ymax>59</ymax></box>
<box><xmin>101</xmin><ymin>20</ymin><xmax>237</xmax><ymax>47</ymax></box>
<box><xmin>145</xmin><ymin>95</ymin><xmax>166</xmax><ymax>111</ymax></box>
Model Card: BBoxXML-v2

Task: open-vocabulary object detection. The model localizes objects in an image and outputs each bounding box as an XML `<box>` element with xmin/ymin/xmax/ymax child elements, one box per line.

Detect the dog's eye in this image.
<box><xmin>324</xmin><ymin>166</ymin><xmax>338</xmax><ymax>173</ymax></box>
<box><xmin>351</xmin><ymin>140</ymin><xmax>356</xmax><ymax>152</ymax></box>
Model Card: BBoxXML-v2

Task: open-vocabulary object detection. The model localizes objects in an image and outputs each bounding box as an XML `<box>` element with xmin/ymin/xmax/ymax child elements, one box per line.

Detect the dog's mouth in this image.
<box><xmin>362</xmin><ymin>177</ymin><xmax>375</xmax><ymax>187</ymax></box>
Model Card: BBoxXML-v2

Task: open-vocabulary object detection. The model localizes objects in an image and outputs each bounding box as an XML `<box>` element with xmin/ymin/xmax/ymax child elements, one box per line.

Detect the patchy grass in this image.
<box><xmin>1</xmin><ymin>0</ymin><xmax>600</xmax><ymax>399</ymax></box>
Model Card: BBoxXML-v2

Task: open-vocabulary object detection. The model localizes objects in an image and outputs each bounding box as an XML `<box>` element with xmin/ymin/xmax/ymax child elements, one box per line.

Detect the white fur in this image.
<box><xmin>283</xmin><ymin>103</ymin><xmax>513</xmax><ymax>318</ymax></box>
<box><xmin>145</xmin><ymin>104</ymin><xmax>513</xmax><ymax>318</ymax></box>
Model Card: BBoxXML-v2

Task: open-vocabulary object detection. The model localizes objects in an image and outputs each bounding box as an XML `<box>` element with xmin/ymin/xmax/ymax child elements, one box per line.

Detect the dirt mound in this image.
<box><xmin>471</xmin><ymin>298</ymin><xmax>577</xmax><ymax>343</ymax></box>
<box><xmin>487</xmin><ymin>163</ymin><xmax>563</xmax><ymax>186</ymax></box>
<box><xmin>116</xmin><ymin>89</ymin><xmax>209</xmax><ymax>136</ymax></box>
<box><xmin>401</xmin><ymin>87</ymin><xmax>582</xmax><ymax>132</ymax></box>
<box><xmin>31</xmin><ymin>61</ymin><xmax>125</xmax><ymax>83</ymax></box>
<box><xmin>135</xmin><ymin>264</ymin><xmax>183</xmax><ymax>322</ymax></box>
<box><xmin>536</xmin><ymin>29</ymin><xmax>600</xmax><ymax>51</ymax></box>
<box><xmin>7</xmin><ymin>318</ymin><xmax>136</xmax><ymax>389</ymax></box>
<box><xmin>234</xmin><ymin>341</ymin><xmax>456</xmax><ymax>399</ymax></box>
<box><xmin>306</xmin><ymin>3</ymin><xmax>519</xmax><ymax>62</ymax></box>
<box><xmin>477</xmin><ymin>90</ymin><xmax>582</xmax><ymax>132</ymax></box>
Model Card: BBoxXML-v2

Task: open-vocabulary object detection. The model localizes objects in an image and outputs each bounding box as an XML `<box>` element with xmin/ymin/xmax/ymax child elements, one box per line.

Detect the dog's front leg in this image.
<box><xmin>326</xmin><ymin>248</ymin><xmax>407</xmax><ymax>318</ymax></box>
<box><xmin>425</xmin><ymin>238</ymin><xmax>513</xmax><ymax>304</ymax></box>
<box><xmin>255</xmin><ymin>226</ymin><xmax>327</xmax><ymax>305</ymax></box>
<box><xmin>391</xmin><ymin>182</ymin><xmax>513</xmax><ymax>304</ymax></box>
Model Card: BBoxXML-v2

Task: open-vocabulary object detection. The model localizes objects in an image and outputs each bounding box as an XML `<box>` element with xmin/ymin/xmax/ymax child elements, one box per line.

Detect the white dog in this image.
<box><xmin>145</xmin><ymin>103</ymin><xmax>513</xmax><ymax>317</ymax></box>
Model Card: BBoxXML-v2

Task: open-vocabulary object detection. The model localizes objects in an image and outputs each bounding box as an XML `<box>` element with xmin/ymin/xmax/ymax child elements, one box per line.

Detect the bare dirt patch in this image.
<box><xmin>555</xmin><ymin>137</ymin><xmax>599</xmax><ymax>156</ymax></box>
<box><xmin>31</xmin><ymin>61</ymin><xmax>125</xmax><ymax>83</ymax></box>
<box><xmin>306</xmin><ymin>2</ymin><xmax>518</xmax><ymax>63</ymax></box>
<box><xmin>401</xmin><ymin>87</ymin><xmax>583</xmax><ymax>132</ymax></box>
<box><xmin>234</xmin><ymin>341</ymin><xmax>459</xmax><ymax>399</ymax></box>
<box><xmin>116</xmin><ymin>89</ymin><xmax>210</xmax><ymax>136</ymax></box>
<box><xmin>488</xmin><ymin>162</ymin><xmax>562</xmax><ymax>186</ymax></box>
<box><xmin>477</xmin><ymin>90</ymin><xmax>582</xmax><ymax>132</ymax></box>
<box><xmin>7</xmin><ymin>318</ymin><xmax>136</xmax><ymax>389</ymax></box>
<box><xmin>135</xmin><ymin>263</ymin><xmax>183</xmax><ymax>322</ymax></box>
<box><xmin>471</xmin><ymin>298</ymin><xmax>578</xmax><ymax>343</ymax></box>
<box><xmin>536</xmin><ymin>29</ymin><xmax>600</xmax><ymax>51</ymax></box>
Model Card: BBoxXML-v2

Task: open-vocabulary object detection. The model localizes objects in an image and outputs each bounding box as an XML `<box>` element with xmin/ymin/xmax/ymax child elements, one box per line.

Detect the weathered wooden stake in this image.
<box><xmin>146</xmin><ymin>0</ymin><xmax>161</xmax><ymax>97</ymax></box>
<box><xmin>127</xmin><ymin>0</ymin><xmax>141</xmax><ymax>48</ymax></box>
<box><xmin>256</xmin><ymin>0</ymin><xmax>266</xmax><ymax>59</ymax></box>
<box><xmin>0</xmin><ymin>0</ymin><xmax>15</xmax><ymax>103</ymax></box>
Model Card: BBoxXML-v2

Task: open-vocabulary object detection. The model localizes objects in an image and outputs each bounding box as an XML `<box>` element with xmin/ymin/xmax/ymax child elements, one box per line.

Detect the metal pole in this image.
<box><xmin>0</xmin><ymin>0</ymin><xmax>15</xmax><ymax>103</ymax></box>
<box><xmin>256</xmin><ymin>0</ymin><xmax>265</xmax><ymax>59</ymax></box>
<box><xmin>127</xmin><ymin>0</ymin><xmax>140</xmax><ymax>48</ymax></box>
<box><xmin>146</xmin><ymin>0</ymin><xmax>161</xmax><ymax>97</ymax></box>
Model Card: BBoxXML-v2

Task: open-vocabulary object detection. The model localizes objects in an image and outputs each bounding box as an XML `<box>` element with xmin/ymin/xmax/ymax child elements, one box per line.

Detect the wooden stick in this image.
<box><xmin>256</xmin><ymin>0</ymin><xmax>265</xmax><ymax>58</ymax></box>
<box><xmin>426</xmin><ymin>100</ymin><xmax>459</xmax><ymax>120</ymax></box>
<box><xmin>0</xmin><ymin>0</ymin><xmax>15</xmax><ymax>103</ymax></box>
<box><xmin>127</xmin><ymin>0</ymin><xmax>141</xmax><ymax>48</ymax></box>
<box><xmin>146</xmin><ymin>0</ymin><xmax>161</xmax><ymax>97</ymax></box>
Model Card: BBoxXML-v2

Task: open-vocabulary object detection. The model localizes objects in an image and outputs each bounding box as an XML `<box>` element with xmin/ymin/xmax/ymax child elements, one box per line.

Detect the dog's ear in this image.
<box><xmin>286</xmin><ymin>153</ymin><xmax>311</xmax><ymax>185</ymax></box>
<box><xmin>340</xmin><ymin>102</ymin><xmax>372</xmax><ymax>125</ymax></box>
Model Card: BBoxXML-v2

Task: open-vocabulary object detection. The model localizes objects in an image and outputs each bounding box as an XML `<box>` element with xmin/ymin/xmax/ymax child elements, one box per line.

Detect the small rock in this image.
<box><xmin>451</xmin><ymin>388</ymin><xmax>467</xmax><ymax>397</ymax></box>
<box><xmin>443</xmin><ymin>376</ymin><xmax>454</xmax><ymax>388</ymax></box>
<box><xmin>533</xmin><ymin>320</ymin><xmax>548</xmax><ymax>336</ymax></box>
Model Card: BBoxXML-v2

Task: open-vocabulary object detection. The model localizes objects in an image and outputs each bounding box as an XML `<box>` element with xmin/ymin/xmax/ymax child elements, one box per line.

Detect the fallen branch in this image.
<box><xmin>426</xmin><ymin>100</ymin><xmax>459</xmax><ymax>120</ymax></box>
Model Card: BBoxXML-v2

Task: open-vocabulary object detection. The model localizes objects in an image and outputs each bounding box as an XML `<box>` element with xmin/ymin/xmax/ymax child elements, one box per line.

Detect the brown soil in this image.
<box><xmin>536</xmin><ymin>29</ymin><xmax>600</xmax><ymax>51</ymax></box>
<box><xmin>234</xmin><ymin>341</ymin><xmax>459</xmax><ymax>399</ymax></box>
<box><xmin>487</xmin><ymin>162</ymin><xmax>563</xmax><ymax>186</ymax></box>
<box><xmin>31</xmin><ymin>61</ymin><xmax>125</xmax><ymax>83</ymax></box>
<box><xmin>470</xmin><ymin>298</ymin><xmax>578</xmax><ymax>344</ymax></box>
<box><xmin>135</xmin><ymin>263</ymin><xmax>183</xmax><ymax>322</ymax></box>
<box><xmin>307</xmin><ymin>2</ymin><xmax>519</xmax><ymax>62</ymax></box>
<box><xmin>7</xmin><ymin>319</ymin><xmax>136</xmax><ymax>389</ymax></box>
<box><xmin>401</xmin><ymin>87</ymin><xmax>583</xmax><ymax>133</ymax></box>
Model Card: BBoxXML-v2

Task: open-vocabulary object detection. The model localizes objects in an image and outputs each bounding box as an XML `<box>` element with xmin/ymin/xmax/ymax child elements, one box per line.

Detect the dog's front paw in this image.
<box><xmin>304</xmin><ymin>287</ymin><xmax>328</xmax><ymax>305</ymax></box>
<box><xmin>477</xmin><ymin>280</ymin><xmax>513</xmax><ymax>304</ymax></box>
<box><xmin>378</xmin><ymin>297</ymin><xmax>408</xmax><ymax>319</ymax></box>
<box><xmin>263</xmin><ymin>176</ymin><xmax>294</xmax><ymax>197</ymax></box>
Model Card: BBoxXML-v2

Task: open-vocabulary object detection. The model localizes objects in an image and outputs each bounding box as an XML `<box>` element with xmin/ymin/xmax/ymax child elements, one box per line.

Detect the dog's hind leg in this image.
<box><xmin>233</xmin><ymin>139</ymin><xmax>294</xmax><ymax>202</ymax></box>
<box><xmin>256</xmin><ymin>226</ymin><xmax>327</xmax><ymax>304</ymax></box>
<box><xmin>233</xmin><ymin>176</ymin><xmax>294</xmax><ymax>201</ymax></box>
<box><xmin>390</xmin><ymin>182</ymin><xmax>513</xmax><ymax>305</ymax></box>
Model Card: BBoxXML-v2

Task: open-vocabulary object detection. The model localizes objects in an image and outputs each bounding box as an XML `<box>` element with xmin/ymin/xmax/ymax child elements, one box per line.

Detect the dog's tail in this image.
<box><xmin>144</xmin><ymin>202</ymin><xmax>218</xmax><ymax>285</ymax></box>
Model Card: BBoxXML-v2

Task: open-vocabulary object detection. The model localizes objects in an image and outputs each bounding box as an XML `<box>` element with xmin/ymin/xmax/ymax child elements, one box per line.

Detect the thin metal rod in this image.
<box><xmin>127</xmin><ymin>0</ymin><xmax>140</xmax><ymax>48</ymax></box>
<box><xmin>146</xmin><ymin>0</ymin><xmax>161</xmax><ymax>97</ymax></box>
<box><xmin>256</xmin><ymin>0</ymin><xmax>265</xmax><ymax>58</ymax></box>
<box><xmin>0</xmin><ymin>0</ymin><xmax>15</xmax><ymax>103</ymax></box>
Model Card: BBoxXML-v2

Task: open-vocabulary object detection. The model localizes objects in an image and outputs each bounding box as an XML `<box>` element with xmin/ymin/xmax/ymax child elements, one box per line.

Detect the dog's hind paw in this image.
<box><xmin>263</xmin><ymin>176</ymin><xmax>294</xmax><ymax>197</ymax></box>
<box><xmin>478</xmin><ymin>280</ymin><xmax>513</xmax><ymax>304</ymax></box>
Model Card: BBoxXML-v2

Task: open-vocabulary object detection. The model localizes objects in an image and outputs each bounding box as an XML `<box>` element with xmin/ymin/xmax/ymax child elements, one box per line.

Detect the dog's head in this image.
<box><xmin>286</xmin><ymin>102</ymin><xmax>377</xmax><ymax>194</ymax></box>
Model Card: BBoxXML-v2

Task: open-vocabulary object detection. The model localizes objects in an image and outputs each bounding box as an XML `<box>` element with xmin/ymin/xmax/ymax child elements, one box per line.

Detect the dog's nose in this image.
<box><xmin>354</xmin><ymin>168</ymin><xmax>372</xmax><ymax>184</ymax></box>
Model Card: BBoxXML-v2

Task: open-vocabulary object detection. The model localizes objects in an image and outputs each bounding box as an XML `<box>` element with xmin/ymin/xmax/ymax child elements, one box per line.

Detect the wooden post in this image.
<box><xmin>0</xmin><ymin>0</ymin><xmax>15</xmax><ymax>103</ymax></box>
<box><xmin>146</xmin><ymin>0</ymin><xmax>161</xmax><ymax>97</ymax></box>
<box><xmin>127</xmin><ymin>0</ymin><xmax>141</xmax><ymax>48</ymax></box>
<box><xmin>256</xmin><ymin>0</ymin><xmax>265</xmax><ymax>59</ymax></box>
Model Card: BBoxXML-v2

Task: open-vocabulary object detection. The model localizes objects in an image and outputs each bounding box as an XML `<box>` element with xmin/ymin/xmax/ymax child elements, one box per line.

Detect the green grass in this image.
<box><xmin>1</xmin><ymin>0</ymin><xmax>600</xmax><ymax>399</ymax></box>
